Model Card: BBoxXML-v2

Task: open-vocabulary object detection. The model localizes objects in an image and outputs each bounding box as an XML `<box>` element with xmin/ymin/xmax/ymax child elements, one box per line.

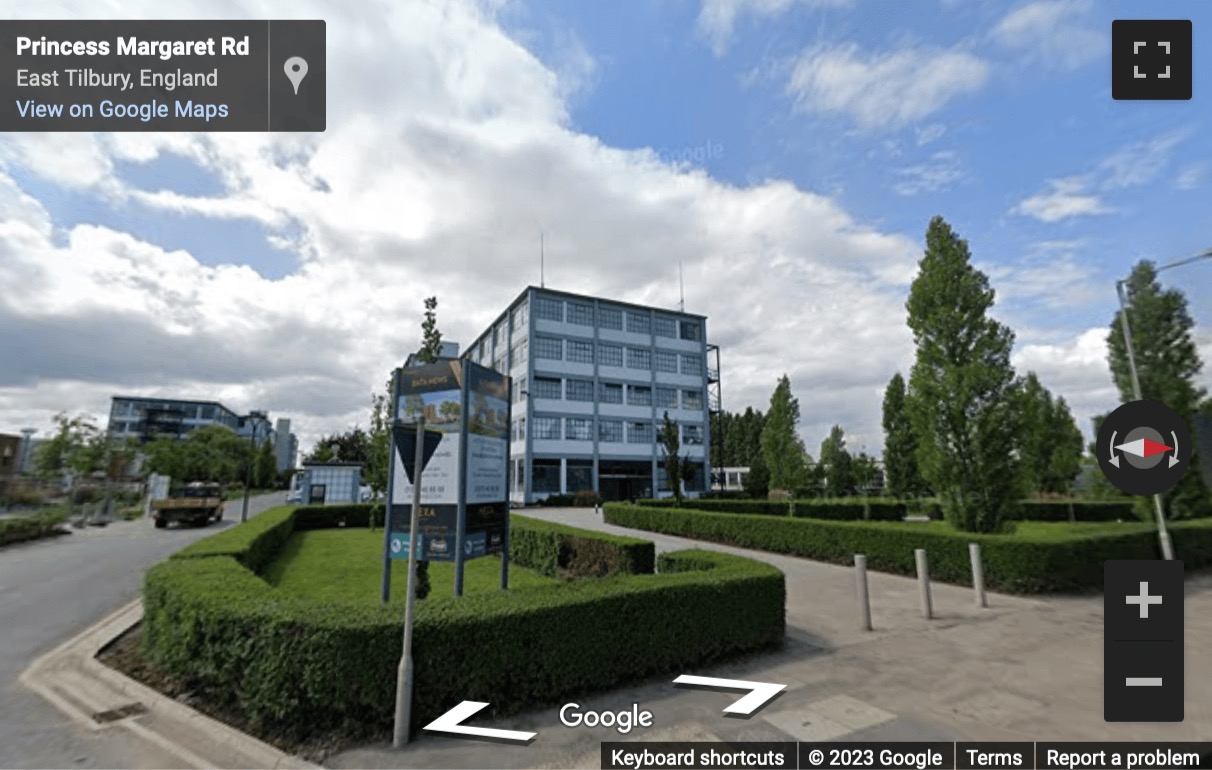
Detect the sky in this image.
<box><xmin>1</xmin><ymin>0</ymin><xmax>1210</xmax><ymax>460</ymax></box>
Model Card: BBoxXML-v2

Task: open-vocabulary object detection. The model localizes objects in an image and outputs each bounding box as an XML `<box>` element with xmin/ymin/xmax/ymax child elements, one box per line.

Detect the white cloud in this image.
<box><xmin>1172</xmin><ymin>162</ymin><xmax>1205</xmax><ymax>191</ymax></box>
<box><xmin>892</xmin><ymin>150</ymin><xmax>966</xmax><ymax>196</ymax></box>
<box><xmin>992</xmin><ymin>0</ymin><xmax>1103</xmax><ymax>71</ymax></box>
<box><xmin>0</xmin><ymin>0</ymin><xmax>930</xmax><ymax>457</ymax></box>
<box><xmin>696</xmin><ymin>0</ymin><xmax>851</xmax><ymax>56</ymax></box>
<box><xmin>1013</xmin><ymin>327</ymin><xmax>1119</xmax><ymax>436</ymax></box>
<box><xmin>1100</xmin><ymin>131</ymin><xmax>1188</xmax><ymax>190</ymax></box>
<box><xmin>915</xmin><ymin>123</ymin><xmax>947</xmax><ymax>146</ymax></box>
<box><xmin>786</xmin><ymin>43</ymin><xmax>990</xmax><ymax>130</ymax></box>
<box><xmin>1012</xmin><ymin>176</ymin><xmax>1112</xmax><ymax>222</ymax></box>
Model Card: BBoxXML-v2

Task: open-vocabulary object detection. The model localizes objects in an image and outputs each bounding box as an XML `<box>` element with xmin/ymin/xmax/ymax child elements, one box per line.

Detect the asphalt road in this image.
<box><xmin>0</xmin><ymin>492</ymin><xmax>285</xmax><ymax>769</ymax></box>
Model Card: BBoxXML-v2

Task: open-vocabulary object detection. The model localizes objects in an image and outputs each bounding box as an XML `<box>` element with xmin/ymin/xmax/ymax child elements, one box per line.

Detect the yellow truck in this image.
<box><xmin>152</xmin><ymin>482</ymin><xmax>224</xmax><ymax>528</ymax></box>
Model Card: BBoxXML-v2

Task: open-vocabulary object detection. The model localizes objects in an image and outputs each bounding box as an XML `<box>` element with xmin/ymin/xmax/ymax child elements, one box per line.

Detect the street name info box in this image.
<box><xmin>1</xmin><ymin>20</ymin><xmax>325</xmax><ymax>131</ymax></box>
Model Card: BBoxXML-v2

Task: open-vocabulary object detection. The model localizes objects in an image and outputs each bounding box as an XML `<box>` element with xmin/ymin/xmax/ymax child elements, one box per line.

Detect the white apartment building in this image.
<box><xmin>462</xmin><ymin>287</ymin><xmax>714</xmax><ymax>504</ymax></box>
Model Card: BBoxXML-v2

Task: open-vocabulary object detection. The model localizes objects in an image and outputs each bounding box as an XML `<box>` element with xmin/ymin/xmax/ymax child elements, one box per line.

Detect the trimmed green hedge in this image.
<box><xmin>0</xmin><ymin>508</ymin><xmax>68</xmax><ymax>547</ymax></box>
<box><xmin>637</xmin><ymin>497</ymin><xmax>1146</xmax><ymax>523</ymax></box>
<box><xmin>510</xmin><ymin>515</ymin><xmax>655</xmax><ymax>577</ymax></box>
<box><xmin>604</xmin><ymin>502</ymin><xmax>1212</xmax><ymax>593</ymax></box>
<box><xmin>142</xmin><ymin>506</ymin><xmax>784</xmax><ymax>738</ymax></box>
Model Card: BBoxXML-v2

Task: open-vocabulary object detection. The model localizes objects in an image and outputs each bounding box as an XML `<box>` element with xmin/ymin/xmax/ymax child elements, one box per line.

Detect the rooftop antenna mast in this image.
<box><xmin>540</xmin><ymin>232</ymin><xmax>545</xmax><ymax>288</ymax></box>
<box><xmin>678</xmin><ymin>261</ymin><xmax>685</xmax><ymax>312</ymax></box>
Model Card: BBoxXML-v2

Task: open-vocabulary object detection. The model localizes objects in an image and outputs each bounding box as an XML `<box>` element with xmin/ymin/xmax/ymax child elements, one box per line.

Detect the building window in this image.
<box><xmin>512</xmin><ymin>377</ymin><xmax>527</xmax><ymax>403</ymax></box>
<box><xmin>514</xmin><ymin>459</ymin><xmax>525</xmax><ymax>491</ymax></box>
<box><xmin>565</xmin><ymin>418</ymin><xmax>592</xmax><ymax>441</ymax></box>
<box><xmin>628</xmin><ymin>385</ymin><xmax>652</xmax><ymax>407</ymax></box>
<box><xmin>627</xmin><ymin>348</ymin><xmax>651</xmax><ymax>370</ymax></box>
<box><xmin>567</xmin><ymin>338</ymin><xmax>594</xmax><ymax>364</ymax></box>
<box><xmin>567</xmin><ymin>459</ymin><xmax>593</xmax><ymax>491</ymax></box>
<box><xmin>493</xmin><ymin>355</ymin><xmax>506</xmax><ymax>373</ymax></box>
<box><xmin>534</xmin><ymin>336</ymin><xmax>563</xmax><ymax>360</ymax></box>
<box><xmin>683</xmin><ymin>390</ymin><xmax>703</xmax><ymax>410</ymax></box>
<box><xmin>654</xmin><ymin>316</ymin><xmax>677</xmax><ymax>338</ymax></box>
<box><xmin>599</xmin><ymin>381</ymin><xmax>623</xmax><ymax>404</ymax></box>
<box><xmin>626</xmin><ymin>311</ymin><xmax>651</xmax><ymax>335</ymax></box>
<box><xmin>511</xmin><ymin>301</ymin><xmax>529</xmax><ymax>332</ymax></box>
<box><xmin>598</xmin><ymin>343</ymin><xmax>623</xmax><ymax>367</ymax></box>
<box><xmin>681</xmin><ymin>354</ymin><xmax>702</xmax><ymax>376</ymax></box>
<box><xmin>683</xmin><ymin>424</ymin><xmax>704</xmax><ymax>445</ymax></box>
<box><xmin>598</xmin><ymin>305</ymin><xmax>623</xmax><ymax>330</ymax></box>
<box><xmin>656</xmin><ymin>386</ymin><xmax>678</xmax><ymax>409</ymax></box>
<box><xmin>680</xmin><ymin>321</ymin><xmax>702</xmax><ymax>341</ymax></box>
<box><xmin>598</xmin><ymin>420</ymin><xmax>623</xmax><ymax>443</ymax></box>
<box><xmin>566</xmin><ymin>378</ymin><xmax>594</xmax><ymax>402</ymax></box>
<box><xmin>535</xmin><ymin>297</ymin><xmax>563</xmax><ymax>322</ymax></box>
<box><xmin>533</xmin><ymin>416</ymin><xmax>561</xmax><ymax>440</ymax></box>
<box><xmin>628</xmin><ymin>422</ymin><xmax>654</xmax><ymax>444</ymax></box>
<box><xmin>532</xmin><ymin>459</ymin><xmax>560</xmax><ymax>493</ymax></box>
<box><xmin>513</xmin><ymin>417</ymin><xmax>526</xmax><ymax>441</ymax></box>
<box><xmin>654</xmin><ymin>351</ymin><xmax>678</xmax><ymax>373</ymax></box>
<box><xmin>510</xmin><ymin>337</ymin><xmax>527</xmax><ymax>367</ymax></box>
<box><xmin>532</xmin><ymin>376</ymin><xmax>561</xmax><ymax>400</ymax></box>
<box><xmin>494</xmin><ymin>323</ymin><xmax>507</xmax><ymax>347</ymax></box>
<box><xmin>567</xmin><ymin>301</ymin><xmax>593</xmax><ymax>326</ymax></box>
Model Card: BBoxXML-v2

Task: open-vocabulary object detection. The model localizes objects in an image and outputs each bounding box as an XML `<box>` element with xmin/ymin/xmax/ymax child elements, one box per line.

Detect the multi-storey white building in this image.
<box><xmin>462</xmin><ymin>287</ymin><xmax>713</xmax><ymax>504</ymax></box>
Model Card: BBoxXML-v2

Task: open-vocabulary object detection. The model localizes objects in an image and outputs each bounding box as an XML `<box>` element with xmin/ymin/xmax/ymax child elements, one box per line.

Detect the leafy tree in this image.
<box><xmin>142</xmin><ymin>424</ymin><xmax>250</xmax><ymax>485</ymax></box>
<box><xmin>819</xmin><ymin>425</ymin><xmax>855</xmax><ymax>497</ymax></box>
<box><xmin>660</xmin><ymin>411</ymin><xmax>685</xmax><ymax>505</ymax></box>
<box><xmin>420</xmin><ymin>296</ymin><xmax>442</xmax><ymax>363</ymax></box>
<box><xmin>1018</xmin><ymin>372</ymin><xmax>1083</xmax><ymax>496</ymax></box>
<box><xmin>853</xmin><ymin>451</ymin><xmax>881</xmax><ymax>495</ymax></box>
<box><xmin>905</xmin><ymin>216</ymin><xmax>1024</xmax><ymax>532</ymax></box>
<box><xmin>882</xmin><ymin>372</ymin><xmax>928</xmax><ymax>498</ymax></box>
<box><xmin>1107</xmin><ymin>260</ymin><xmax>1210</xmax><ymax>518</ymax></box>
<box><xmin>305</xmin><ymin>427</ymin><xmax>372</xmax><ymax>465</ymax></box>
<box><xmin>365</xmin><ymin>374</ymin><xmax>393</xmax><ymax>528</ymax></box>
<box><xmin>742</xmin><ymin>451</ymin><xmax>769</xmax><ymax>497</ymax></box>
<box><xmin>760</xmin><ymin>375</ymin><xmax>807</xmax><ymax>493</ymax></box>
<box><xmin>35</xmin><ymin>413</ymin><xmax>104</xmax><ymax>515</ymax></box>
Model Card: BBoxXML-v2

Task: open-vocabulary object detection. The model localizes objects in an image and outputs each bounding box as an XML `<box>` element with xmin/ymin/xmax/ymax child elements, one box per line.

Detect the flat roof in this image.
<box><xmin>464</xmin><ymin>285</ymin><xmax>708</xmax><ymax>355</ymax></box>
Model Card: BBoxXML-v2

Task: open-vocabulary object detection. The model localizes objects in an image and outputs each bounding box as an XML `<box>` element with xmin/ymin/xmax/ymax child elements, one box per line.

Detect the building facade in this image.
<box><xmin>462</xmin><ymin>287</ymin><xmax>713</xmax><ymax>504</ymax></box>
<box><xmin>298</xmin><ymin>462</ymin><xmax>362</xmax><ymax>505</ymax></box>
<box><xmin>107</xmin><ymin>396</ymin><xmax>278</xmax><ymax>449</ymax></box>
<box><xmin>273</xmin><ymin>418</ymin><xmax>299</xmax><ymax>472</ymax></box>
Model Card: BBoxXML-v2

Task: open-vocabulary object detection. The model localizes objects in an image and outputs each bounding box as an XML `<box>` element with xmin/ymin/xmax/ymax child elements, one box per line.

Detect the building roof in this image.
<box><xmin>463</xmin><ymin>285</ymin><xmax>708</xmax><ymax>356</ymax></box>
<box><xmin>301</xmin><ymin>461</ymin><xmax>363</xmax><ymax>468</ymax></box>
<box><xmin>111</xmin><ymin>395</ymin><xmax>236</xmax><ymax>410</ymax></box>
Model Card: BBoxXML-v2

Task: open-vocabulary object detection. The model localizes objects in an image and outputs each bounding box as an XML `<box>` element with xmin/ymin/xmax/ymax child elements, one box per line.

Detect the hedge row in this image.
<box><xmin>0</xmin><ymin>509</ymin><xmax>68</xmax><ymax>547</ymax></box>
<box><xmin>510</xmin><ymin>515</ymin><xmax>655</xmax><ymax>577</ymax></box>
<box><xmin>635</xmin><ymin>497</ymin><xmax>1141</xmax><ymax>523</ymax></box>
<box><xmin>142</xmin><ymin>505</ymin><xmax>784</xmax><ymax>738</ymax></box>
<box><xmin>604</xmin><ymin>502</ymin><xmax>1212</xmax><ymax>593</ymax></box>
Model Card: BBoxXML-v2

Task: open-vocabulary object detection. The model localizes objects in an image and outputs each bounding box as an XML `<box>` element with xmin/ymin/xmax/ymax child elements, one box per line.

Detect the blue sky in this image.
<box><xmin>0</xmin><ymin>0</ymin><xmax>1209</xmax><ymax>457</ymax></box>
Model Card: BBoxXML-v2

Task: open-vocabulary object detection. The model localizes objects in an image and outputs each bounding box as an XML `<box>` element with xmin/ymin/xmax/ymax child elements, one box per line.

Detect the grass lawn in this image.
<box><xmin>263</xmin><ymin>528</ymin><xmax>561</xmax><ymax>603</ymax></box>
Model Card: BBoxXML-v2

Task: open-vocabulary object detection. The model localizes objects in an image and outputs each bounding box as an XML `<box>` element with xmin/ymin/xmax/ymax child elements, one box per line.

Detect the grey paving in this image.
<box><xmin>0</xmin><ymin>493</ymin><xmax>286</xmax><ymax>769</ymax></box>
<box><xmin>326</xmin><ymin>507</ymin><xmax>1212</xmax><ymax>769</ymax></box>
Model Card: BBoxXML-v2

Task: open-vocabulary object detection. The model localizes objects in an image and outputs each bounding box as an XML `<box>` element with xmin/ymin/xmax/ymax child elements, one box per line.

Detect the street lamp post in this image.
<box><xmin>241</xmin><ymin>410</ymin><xmax>268</xmax><ymax>523</ymax></box>
<box><xmin>1114</xmin><ymin>248</ymin><xmax>1212</xmax><ymax>560</ymax></box>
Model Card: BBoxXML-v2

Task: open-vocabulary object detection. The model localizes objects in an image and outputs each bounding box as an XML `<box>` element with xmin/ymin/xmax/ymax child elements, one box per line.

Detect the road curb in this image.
<box><xmin>20</xmin><ymin>599</ymin><xmax>318</xmax><ymax>769</ymax></box>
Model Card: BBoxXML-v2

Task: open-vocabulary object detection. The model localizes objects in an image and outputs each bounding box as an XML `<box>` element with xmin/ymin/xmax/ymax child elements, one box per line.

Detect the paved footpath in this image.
<box><xmin>328</xmin><ymin>507</ymin><xmax>1212</xmax><ymax>770</ymax></box>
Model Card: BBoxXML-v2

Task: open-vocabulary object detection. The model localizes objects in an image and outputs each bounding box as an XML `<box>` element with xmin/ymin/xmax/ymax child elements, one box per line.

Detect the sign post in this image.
<box><xmin>394</xmin><ymin>415</ymin><xmax>426</xmax><ymax>748</ymax></box>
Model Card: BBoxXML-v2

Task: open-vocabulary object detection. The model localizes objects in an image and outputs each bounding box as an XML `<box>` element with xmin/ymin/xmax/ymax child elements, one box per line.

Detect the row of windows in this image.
<box><xmin>528</xmin><ymin>376</ymin><xmax>704</xmax><ymax>410</ymax></box>
<box><xmin>532</xmin><ymin>297</ymin><xmax>702</xmax><ymax>339</ymax></box>
<box><xmin>514</xmin><ymin>416</ymin><xmax>703</xmax><ymax>444</ymax></box>
<box><xmin>528</xmin><ymin>460</ymin><xmax>707</xmax><ymax>494</ymax></box>
<box><xmin>532</xmin><ymin>337</ymin><xmax>701</xmax><ymax>373</ymax></box>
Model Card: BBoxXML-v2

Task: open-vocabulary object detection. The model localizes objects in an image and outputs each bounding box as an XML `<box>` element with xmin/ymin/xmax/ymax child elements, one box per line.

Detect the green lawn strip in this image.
<box><xmin>0</xmin><ymin>507</ymin><xmax>70</xmax><ymax>547</ymax></box>
<box><xmin>263</xmin><ymin>529</ymin><xmax>560</xmax><ymax>602</ymax></box>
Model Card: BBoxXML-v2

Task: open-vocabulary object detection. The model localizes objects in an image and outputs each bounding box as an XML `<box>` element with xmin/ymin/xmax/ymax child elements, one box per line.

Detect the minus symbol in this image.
<box><xmin>1125</xmin><ymin>678</ymin><xmax>1163</xmax><ymax>686</ymax></box>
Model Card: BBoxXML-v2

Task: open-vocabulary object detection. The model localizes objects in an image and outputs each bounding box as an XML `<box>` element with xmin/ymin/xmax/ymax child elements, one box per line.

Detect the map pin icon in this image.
<box><xmin>284</xmin><ymin>56</ymin><xmax>308</xmax><ymax>95</ymax></box>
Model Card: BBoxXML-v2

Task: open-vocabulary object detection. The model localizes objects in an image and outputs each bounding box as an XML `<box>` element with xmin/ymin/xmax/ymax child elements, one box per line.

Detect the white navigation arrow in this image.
<box><xmin>673</xmin><ymin>675</ymin><xmax>786</xmax><ymax>716</ymax></box>
<box><xmin>423</xmin><ymin>701</ymin><xmax>537</xmax><ymax>743</ymax></box>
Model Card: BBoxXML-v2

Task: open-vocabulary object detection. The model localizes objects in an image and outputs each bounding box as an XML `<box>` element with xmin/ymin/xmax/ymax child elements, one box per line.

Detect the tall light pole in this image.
<box><xmin>1114</xmin><ymin>248</ymin><xmax>1212</xmax><ymax>560</ymax></box>
<box><xmin>241</xmin><ymin>410</ymin><xmax>268</xmax><ymax>523</ymax></box>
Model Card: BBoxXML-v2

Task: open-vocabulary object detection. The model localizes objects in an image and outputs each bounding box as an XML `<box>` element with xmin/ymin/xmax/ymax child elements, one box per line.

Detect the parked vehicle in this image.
<box><xmin>152</xmin><ymin>482</ymin><xmax>224</xmax><ymax>528</ymax></box>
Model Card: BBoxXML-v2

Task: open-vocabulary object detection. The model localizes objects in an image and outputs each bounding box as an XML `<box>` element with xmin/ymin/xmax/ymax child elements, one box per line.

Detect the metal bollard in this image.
<box><xmin>855</xmin><ymin>555</ymin><xmax>872</xmax><ymax>631</ymax></box>
<box><xmin>969</xmin><ymin>542</ymin><xmax>987</xmax><ymax>608</ymax></box>
<box><xmin>915</xmin><ymin>548</ymin><xmax>932</xmax><ymax>619</ymax></box>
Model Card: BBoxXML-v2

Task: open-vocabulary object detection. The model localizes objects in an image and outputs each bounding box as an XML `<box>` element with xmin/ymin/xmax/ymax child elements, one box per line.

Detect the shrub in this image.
<box><xmin>537</xmin><ymin>494</ymin><xmax>574</xmax><ymax>507</ymax></box>
<box><xmin>604</xmin><ymin>502</ymin><xmax>1212</xmax><ymax>593</ymax></box>
<box><xmin>510</xmin><ymin>515</ymin><xmax>654</xmax><ymax>578</ymax></box>
<box><xmin>572</xmin><ymin>489</ymin><xmax>602</xmax><ymax>507</ymax></box>
<box><xmin>141</xmin><ymin>513</ymin><xmax>784</xmax><ymax>739</ymax></box>
<box><xmin>0</xmin><ymin>509</ymin><xmax>68</xmax><ymax>547</ymax></box>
